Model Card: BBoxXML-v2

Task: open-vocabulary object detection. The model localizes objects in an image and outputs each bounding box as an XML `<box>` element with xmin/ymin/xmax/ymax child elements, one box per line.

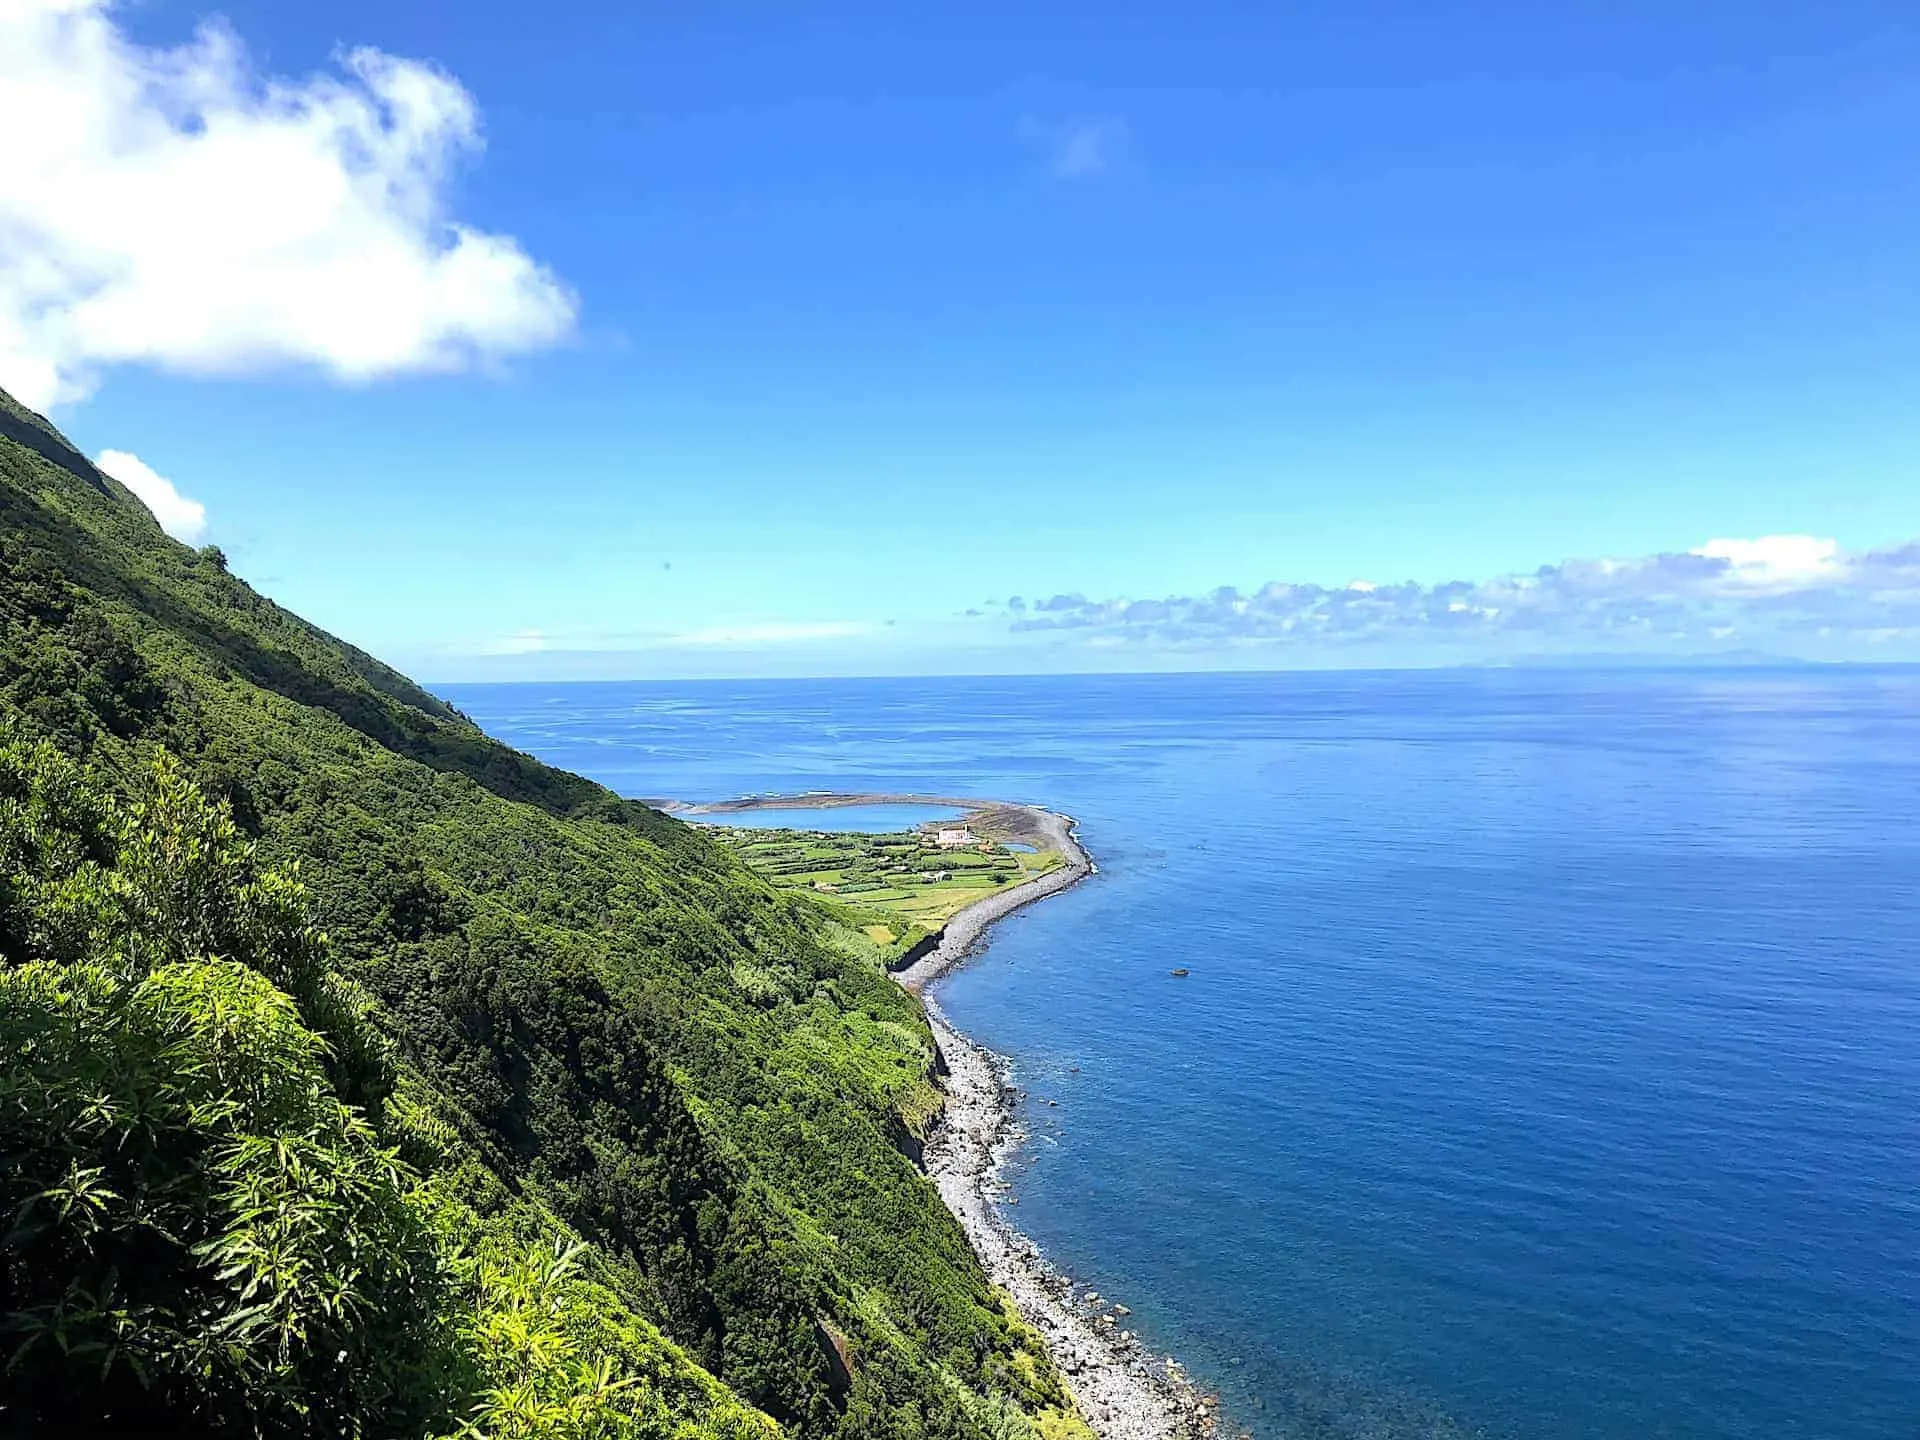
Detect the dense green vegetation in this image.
<box><xmin>0</xmin><ymin>385</ymin><xmax>1087</xmax><ymax>1440</ymax></box>
<box><xmin>710</xmin><ymin>829</ymin><xmax>1061</xmax><ymax>932</ymax></box>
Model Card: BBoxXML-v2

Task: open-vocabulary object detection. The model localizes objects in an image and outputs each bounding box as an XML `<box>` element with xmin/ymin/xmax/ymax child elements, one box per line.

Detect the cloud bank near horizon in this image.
<box><xmin>995</xmin><ymin>535</ymin><xmax>1920</xmax><ymax>659</ymax></box>
<box><xmin>0</xmin><ymin>0</ymin><xmax>576</xmax><ymax>409</ymax></box>
<box><xmin>479</xmin><ymin>620</ymin><xmax>880</xmax><ymax>658</ymax></box>
<box><xmin>422</xmin><ymin>532</ymin><xmax>1920</xmax><ymax>682</ymax></box>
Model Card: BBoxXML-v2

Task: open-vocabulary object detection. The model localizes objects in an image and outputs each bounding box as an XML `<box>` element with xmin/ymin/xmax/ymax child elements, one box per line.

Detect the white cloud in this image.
<box><xmin>663</xmin><ymin>621</ymin><xmax>874</xmax><ymax>647</ymax></box>
<box><xmin>0</xmin><ymin>0</ymin><xmax>577</xmax><ymax>410</ymax></box>
<box><xmin>490</xmin><ymin>628</ymin><xmax>549</xmax><ymax>655</ymax></box>
<box><xmin>473</xmin><ymin>621</ymin><xmax>875</xmax><ymax>655</ymax></box>
<box><xmin>1019</xmin><ymin>115</ymin><xmax>1128</xmax><ymax>180</ymax></box>
<box><xmin>1691</xmin><ymin>534</ymin><xmax>1839</xmax><ymax>588</ymax></box>
<box><xmin>95</xmin><ymin>447</ymin><xmax>206</xmax><ymax>541</ymax></box>
<box><xmin>995</xmin><ymin>535</ymin><xmax>1920</xmax><ymax>658</ymax></box>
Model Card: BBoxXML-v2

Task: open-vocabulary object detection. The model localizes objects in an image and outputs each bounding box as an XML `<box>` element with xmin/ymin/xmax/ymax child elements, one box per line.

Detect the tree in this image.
<box><xmin>0</xmin><ymin>743</ymin><xmax>456</xmax><ymax>1436</ymax></box>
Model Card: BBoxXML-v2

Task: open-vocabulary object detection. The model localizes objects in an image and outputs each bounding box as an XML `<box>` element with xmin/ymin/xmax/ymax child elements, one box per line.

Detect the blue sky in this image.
<box><xmin>6</xmin><ymin>0</ymin><xmax>1920</xmax><ymax>676</ymax></box>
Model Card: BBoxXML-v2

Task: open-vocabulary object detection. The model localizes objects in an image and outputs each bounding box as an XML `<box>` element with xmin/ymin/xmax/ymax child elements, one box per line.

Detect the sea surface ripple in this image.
<box><xmin>442</xmin><ymin>669</ymin><xmax>1920</xmax><ymax>1440</ymax></box>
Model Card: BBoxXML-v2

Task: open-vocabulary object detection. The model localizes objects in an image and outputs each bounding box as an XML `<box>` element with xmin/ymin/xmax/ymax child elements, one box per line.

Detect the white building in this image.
<box><xmin>935</xmin><ymin>827</ymin><xmax>976</xmax><ymax>848</ymax></box>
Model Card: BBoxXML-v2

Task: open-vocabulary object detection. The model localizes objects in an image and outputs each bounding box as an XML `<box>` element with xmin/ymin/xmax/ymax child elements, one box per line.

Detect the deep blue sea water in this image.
<box><xmin>439</xmin><ymin>670</ymin><xmax>1920</xmax><ymax>1440</ymax></box>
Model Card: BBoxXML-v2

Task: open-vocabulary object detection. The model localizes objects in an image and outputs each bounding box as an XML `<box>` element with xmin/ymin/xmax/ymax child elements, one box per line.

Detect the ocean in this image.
<box><xmin>439</xmin><ymin>669</ymin><xmax>1920</xmax><ymax>1440</ymax></box>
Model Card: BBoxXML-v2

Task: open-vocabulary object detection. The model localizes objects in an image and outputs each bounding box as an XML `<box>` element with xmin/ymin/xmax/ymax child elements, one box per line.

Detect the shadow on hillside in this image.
<box><xmin>0</xmin><ymin>405</ymin><xmax>111</xmax><ymax>497</ymax></box>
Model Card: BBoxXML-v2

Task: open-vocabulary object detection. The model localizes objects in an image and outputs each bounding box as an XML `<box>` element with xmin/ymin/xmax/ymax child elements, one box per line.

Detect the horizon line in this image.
<box><xmin>415</xmin><ymin>655</ymin><xmax>1919</xmax><ymax>689</ymax></box>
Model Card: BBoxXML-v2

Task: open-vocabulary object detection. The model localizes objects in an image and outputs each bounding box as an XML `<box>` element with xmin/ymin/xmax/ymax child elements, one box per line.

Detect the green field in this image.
<box><xmin>713</xmin><ymin>826</ymin><xmax>1063</xmax><ymax>931</ymax></box>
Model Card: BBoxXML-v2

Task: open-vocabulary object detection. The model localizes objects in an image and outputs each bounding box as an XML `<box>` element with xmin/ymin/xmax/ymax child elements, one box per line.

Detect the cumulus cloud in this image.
<box><xmin>992</xmin><ymin>536</ymin><xmax>1920</xmax><ymax>657</ymax></box>
<box><xmin>95</xmin><ymin>448</ymin><xmax>206</xmax><ymax>541</ymax></box>
<box><xmin>1019</xmin><ymin>115</ymin><xmax>1128</xmax><ymax>179</ymax></box>
<box><xmin>0</xmin><ymin>0</ymin><xmax>577</xmax><ymax>409</ymax></box>
<box><xmin>1691</xmin><ymin>534</ymin><xmax>1840</xmax><ymax>589</ymax></box>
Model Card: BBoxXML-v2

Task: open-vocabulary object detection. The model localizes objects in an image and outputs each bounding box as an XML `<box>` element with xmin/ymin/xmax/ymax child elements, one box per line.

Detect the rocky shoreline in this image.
<box><xmin>892</xmin><ymin>803</ymin><xmax>1095</xmax><ymax>993</ymax></box>
<box><xmin>668</xmin><ymin>788</ymin><xmax>1221</xmax><ymax>1439</ymax></box>
<box><xmin>899</xmin><ymin>812</ymin><xmax>1220</xmax><ymax>1440</ymax></box>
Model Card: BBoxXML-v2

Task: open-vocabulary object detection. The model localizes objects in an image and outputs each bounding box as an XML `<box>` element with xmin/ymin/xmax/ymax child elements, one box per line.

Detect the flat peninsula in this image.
<box><xmin>670</xmin><ymin>792</ymin><xmax>1219</xmax><ymax>1440</ymax></box>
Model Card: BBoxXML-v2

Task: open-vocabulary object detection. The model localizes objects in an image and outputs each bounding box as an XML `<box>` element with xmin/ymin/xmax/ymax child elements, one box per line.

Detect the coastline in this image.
<box><xmin>668</xmin><ymin>789</ymin><xmax>1218</xmax><ymax>1440</ymax></box>
<box><xmin>918</xmin><ymin>1005</ymin><xmax>1214</xmax><ymax>1440</ymax></box>
<box><xmin>889</xmin><ymin>810</ymin><xmax>1218</xmax><ymax>1440</ymax></box>
<box><xmin>892</xmin><ymin>803</ymin><xmax>1094</xmax><ymax>992</ymax></box>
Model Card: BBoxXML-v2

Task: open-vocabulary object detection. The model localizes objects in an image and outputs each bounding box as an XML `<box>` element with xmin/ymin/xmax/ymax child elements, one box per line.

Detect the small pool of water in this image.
<box><xmin>684</xmin><ymin>803</ymin><xmax>966</xmax><ymax>833</ymax></box>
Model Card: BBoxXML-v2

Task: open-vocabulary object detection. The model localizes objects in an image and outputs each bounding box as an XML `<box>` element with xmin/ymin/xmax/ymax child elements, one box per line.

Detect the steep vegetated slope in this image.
<box><xmin>0</xmin><ymin>386</ymin><xmax>1081</xmax><ymax>1440</ymax></box>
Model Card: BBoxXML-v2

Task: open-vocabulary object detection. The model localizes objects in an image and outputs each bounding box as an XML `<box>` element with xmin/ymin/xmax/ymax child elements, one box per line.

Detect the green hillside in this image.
<box><xmin>0</xmin><ymin>385</ymin><xmax>1083</xmax><ymax>1440</ymax></box>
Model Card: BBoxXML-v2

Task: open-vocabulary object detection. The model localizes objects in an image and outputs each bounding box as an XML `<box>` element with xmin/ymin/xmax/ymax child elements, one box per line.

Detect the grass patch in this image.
<box><xmin>713</xmin><ymin>826</ymin><xmax>1064</xmax><ymax>933</ymax></box>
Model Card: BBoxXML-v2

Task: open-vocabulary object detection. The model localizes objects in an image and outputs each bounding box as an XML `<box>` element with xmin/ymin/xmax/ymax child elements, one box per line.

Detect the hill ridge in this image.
<box><xmin>0</xmin><ymin>384</ymin><xmax>1085</xmax><ymax>1440</ymax></box>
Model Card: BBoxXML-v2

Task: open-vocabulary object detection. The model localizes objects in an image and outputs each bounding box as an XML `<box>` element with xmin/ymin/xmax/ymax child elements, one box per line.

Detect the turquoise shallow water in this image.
<box><xmin>441</xmin><ymin>670</ymin><xmax>1920</xmax><ymax>1440</ymax></box>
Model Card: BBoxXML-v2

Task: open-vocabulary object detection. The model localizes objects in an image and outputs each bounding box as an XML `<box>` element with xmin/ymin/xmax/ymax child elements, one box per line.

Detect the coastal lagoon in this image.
<box><xmin>443</xmin><ymin>670</ymin><xmax>1920</xmax><ymax>1440</ymax></box>
<box><xmin>685</xmin><ymin>803</ymin><xmax>966</xmax><ymax>832</ymax></box>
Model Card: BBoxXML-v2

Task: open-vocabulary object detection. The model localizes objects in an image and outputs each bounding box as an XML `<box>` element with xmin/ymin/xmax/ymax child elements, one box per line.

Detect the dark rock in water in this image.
<box><xmin>1170</xmin><ymin>967</ymin><xmax>1190</xmax><ymax>977</ymax></box>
